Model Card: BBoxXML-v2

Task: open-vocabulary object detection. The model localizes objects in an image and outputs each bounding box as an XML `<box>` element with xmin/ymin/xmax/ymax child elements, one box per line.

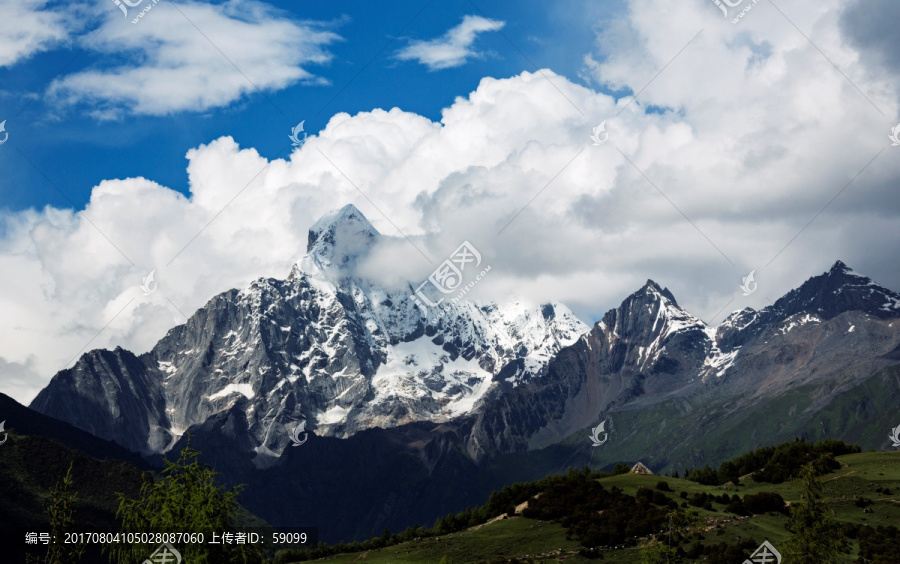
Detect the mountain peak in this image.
<box><xmin>769</xmin><ymin>261</ymin><xmax>900</xmax><ymax>320</ymax></box>
<box><xmin>830</xmin><ymin>260</ymin><xmax>850</xmax><ymax>272</ymax></box>
<box><xmin>640</xmin><ymin>279</ymin><xmax>679</xmax><ymax>306</ymax></box>
<box><xmin>826</xmin><ymin>260</ymin><xmax>866</xmax><ymax>280</ymax></box>
<box><xmin>306</xmin><ymin>204</ymin><xmax>380</xmax><ymax>269</ymax></box>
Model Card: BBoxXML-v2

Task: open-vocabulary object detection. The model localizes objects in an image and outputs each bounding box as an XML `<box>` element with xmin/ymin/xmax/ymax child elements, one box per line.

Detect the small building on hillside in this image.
<box><xmin>629</xmin><ymin>462</ymin><xmax>654</xmax><ymax>475</ymax></box>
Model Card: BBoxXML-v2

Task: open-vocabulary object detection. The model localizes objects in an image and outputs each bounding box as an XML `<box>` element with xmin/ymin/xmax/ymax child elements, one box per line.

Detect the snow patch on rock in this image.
<box><xmin>208</xmin><ymin>383</ymin><xmax>255</xmax><ymax>401</ymax></box>
<box><xmin>779</xmin><ymin>313</ymin><xmax>821</xmax><ymax>335</ymax></box>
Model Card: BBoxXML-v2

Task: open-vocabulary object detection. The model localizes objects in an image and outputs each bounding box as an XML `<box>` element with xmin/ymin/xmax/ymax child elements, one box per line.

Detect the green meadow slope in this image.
<box><xmin>298</xmin><ymin>450</ymin><xmax>900</xmax><ymax>564</ymax></box>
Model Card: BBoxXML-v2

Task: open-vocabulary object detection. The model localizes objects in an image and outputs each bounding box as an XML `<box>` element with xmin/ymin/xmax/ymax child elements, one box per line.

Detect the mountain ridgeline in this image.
<box><xmin>27</xmin><ymin>205</ymin><xmax>900</xmax><ymax>541</ymax></box>
<box><xmin>31</xmin><ymin>204</ymin><xmax>587</xmax><ymax>460</ymax></box>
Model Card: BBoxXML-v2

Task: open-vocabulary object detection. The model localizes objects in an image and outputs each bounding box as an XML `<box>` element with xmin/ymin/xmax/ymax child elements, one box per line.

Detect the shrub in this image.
<box><xmin>612</xmin><ymin>463</ymin><xmax>631</xmax><ymax>475</ymax></box>
<box><xmin>523</xmin><ymin>472</ymin><xmax>669</xmax><ymax>547</ymax></box>
<box><xmin>688</xmin><ymin>493</ymin><xmax>708</xmax><ymax>507</ymax></box>
<box><xmin>857</xmin><ymin>525</ymin><xmax>900</xmax><ymax>563</ymax></box>
<box><xmin>743</xmin><ymin>492</ymin><xmax>786</xmax><ymax>514</ymax></box>
<box><xmin>686</xmin><ymin>465</ymin><xmax>718</xmax><ymax>485</ymax></box>
<box><xmin>683</xmin><ymin>439</ymin><xmax>860</xmax><ymax>487</ymax></box>
<box><xmin>725</xmin><ymin>500</ymin><xmax>749</xmax><ymax>516</ymax></box>
<box><xmin>636</xmin><ymin>487</ymin><xmax>654</xmax><ymax>502</ymax></box>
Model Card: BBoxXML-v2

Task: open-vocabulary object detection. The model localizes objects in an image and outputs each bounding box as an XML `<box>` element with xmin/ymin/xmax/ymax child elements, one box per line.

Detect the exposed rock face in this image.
<box><xmin>29</xmin><ymin>347</ymin><xmax>166</xmax><ymax>454</ymax></box>
<box><xmin>31</xmin><ymin>205</ymin><xmax>587</xmax><ymax>465</ymax></box>
<box><xmin>716</xmin><ymin>261</ymin><xmax>900</xmax><ymax>351</ymax></box>
<box><xmin>27</xmin><ymin>245</ymin><xmax>900</xmax><ymax>541</ymax></box>
<box><xmin>465</xmin><ymin>263</ymin><xmax>900</xmax><ymax>460</ymax></box>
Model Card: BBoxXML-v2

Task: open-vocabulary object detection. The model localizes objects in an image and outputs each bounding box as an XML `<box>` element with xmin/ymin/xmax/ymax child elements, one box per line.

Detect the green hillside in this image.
<box><xmin>0</xmin><ymin>428</ymin><xmax>271</xmax><ymax>562</ymax></box>
<box><xmin>0</xmin><ymin>431</ymin><xmax>148</xmax><ymax>562</ymax></box>
<box><xmin>543</xmin><ymin>366</ymin><xmax>900</xmax><ymax>479</ymax></box>
<box><xmin>288</xmin><ymin>448</ymin><xmax>900</xmax><ymax>564</ymax></box>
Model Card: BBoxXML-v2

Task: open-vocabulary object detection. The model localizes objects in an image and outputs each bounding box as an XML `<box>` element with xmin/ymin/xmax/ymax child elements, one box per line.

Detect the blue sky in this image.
<box><xmin>1</xmin><ymin>0</ymin><xmax>615</xmax><ymax>212</ymax></box>
<box><xmin>1</xmin><ymin>0</ymin><xmax>900</xmax><ymax>403</ymax></box>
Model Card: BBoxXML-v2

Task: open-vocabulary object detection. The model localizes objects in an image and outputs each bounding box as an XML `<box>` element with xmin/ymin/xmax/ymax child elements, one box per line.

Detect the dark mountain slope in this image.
<box><xmin>0</xmin><ymin>393</ymin><xmax>149</xmax><ymax>562</ymax></box>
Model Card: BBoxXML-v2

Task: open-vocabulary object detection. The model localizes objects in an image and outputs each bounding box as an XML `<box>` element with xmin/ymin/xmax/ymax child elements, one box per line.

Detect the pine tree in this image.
<box><xmin>27</xmin><ymin>463</ymin><xmax>86</xmax><ymax>564</ymax></box>
<box><xmin>106</xmin><ymin>440</ymin><xmax>265</xmax><ymax>564</ymax></box>
<box><xmin>783</xmin><ymin>462</ymin><xmax>848</xmax><ymax>564</ymax></box>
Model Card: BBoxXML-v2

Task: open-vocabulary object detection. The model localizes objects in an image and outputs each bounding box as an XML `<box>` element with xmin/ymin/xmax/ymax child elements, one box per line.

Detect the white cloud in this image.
<box><xmin>0</xmin><ymin>0</ymin><xmax>72</xmax><ymax>67</ymax></box>
<box><xmin>2</xmin><ymin>0</ymin><xmax>900</xmax><ymax>406</ymax></box>
<box><xmin>396</xmin><ymin>14</ymin><xmax>504</xmax><ymax>70</ymax></box>
<box><xmin>47</xmin><ymin>0</ymin><xmax>340</xmax><ymax>117</ymax></box>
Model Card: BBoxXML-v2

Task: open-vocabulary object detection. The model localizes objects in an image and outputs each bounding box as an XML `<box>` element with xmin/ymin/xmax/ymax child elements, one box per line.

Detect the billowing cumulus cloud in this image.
<box><xmin>2</xmin><ymin>0</ymin><xmax>900</xmax><ymax>405</ymax></box>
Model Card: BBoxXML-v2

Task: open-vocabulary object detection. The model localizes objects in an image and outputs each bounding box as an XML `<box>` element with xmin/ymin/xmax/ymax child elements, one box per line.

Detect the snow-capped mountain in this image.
<box><xmin>30</xmin><ymin>205</ymin><xmax>587</xmax><ymax>464</ymax></box>
<box><xmin>597</xmin><ymin>261</ymin><xmax>900</xmax><ymax>388</ymax></box>
<box><xmin>26</xmin><ymin>248</ymin><xmax>900</xmax><ymax>541</ymax></box>
<box><xmin>580</xmin><ymin>260</ymin><xmax>900</xmax><ymax>387</ymax></box>
<box><xmin>715</xmin><ymin>261</ymin><xmax>900</xmax><ymax>349</ymax></box>
<box><xmin>467</xmin><ymin>262</ymin><xmax>900</xmax><ymax>457</ymax></box>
